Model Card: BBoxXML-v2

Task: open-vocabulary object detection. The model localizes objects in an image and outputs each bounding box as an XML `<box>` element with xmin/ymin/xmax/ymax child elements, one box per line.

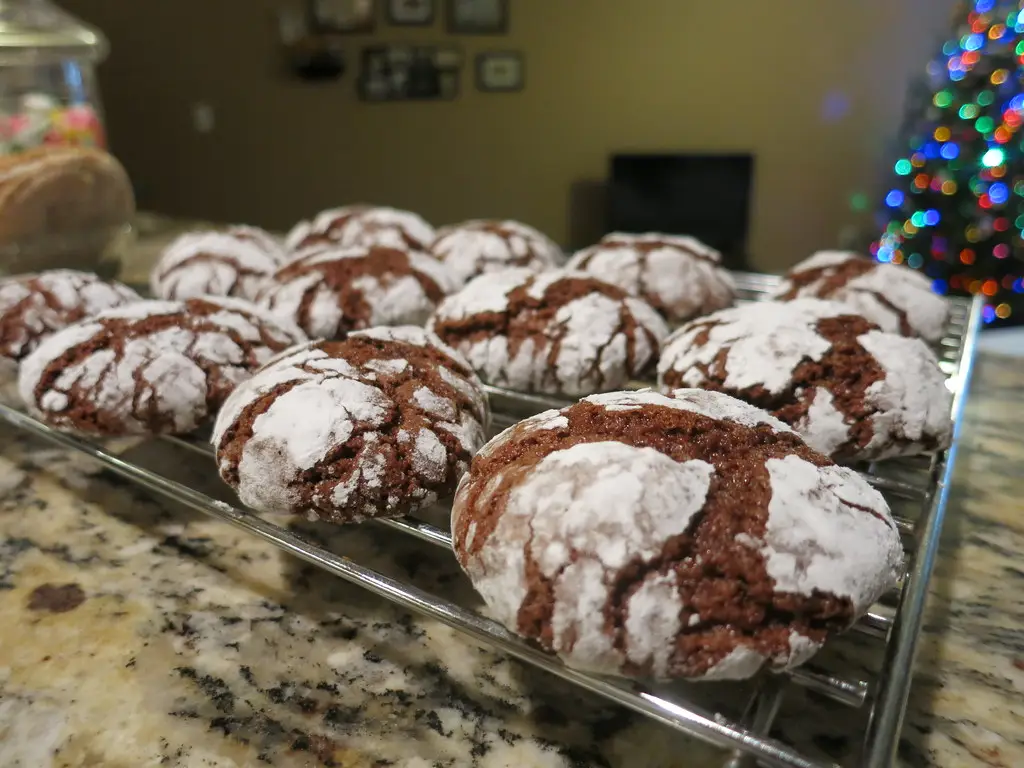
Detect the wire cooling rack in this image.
<box><xmin>0</xmin><ymin>274</ymin><xmax>983</xmax><ymax>768</ymax></box>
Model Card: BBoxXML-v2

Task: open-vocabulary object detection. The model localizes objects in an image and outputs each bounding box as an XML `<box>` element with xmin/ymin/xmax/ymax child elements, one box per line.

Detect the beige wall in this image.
<box><xmin>63</xmin><ymin>0</ymin><xmax>956</xmax><ymax>270</ymax></box>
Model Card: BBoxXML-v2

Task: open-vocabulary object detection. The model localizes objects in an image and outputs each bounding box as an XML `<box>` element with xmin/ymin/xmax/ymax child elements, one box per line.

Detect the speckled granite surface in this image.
<box><xmin>0</xmin><ymin>219</ymin><xmax>1021</xmax><ymax>767</ymax></box>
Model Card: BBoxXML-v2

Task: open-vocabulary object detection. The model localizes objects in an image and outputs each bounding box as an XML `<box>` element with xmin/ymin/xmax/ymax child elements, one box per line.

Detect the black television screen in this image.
<box><xmin>608</xmin><ymin>153</ymin><xmax>754</xmax><ymax>268</ymax></box>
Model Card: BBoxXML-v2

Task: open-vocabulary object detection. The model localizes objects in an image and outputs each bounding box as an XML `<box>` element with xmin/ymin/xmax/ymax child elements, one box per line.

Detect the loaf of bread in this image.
<box><xmin>0</xmin><ymin>146</ymin><xmax>136</xmax><ymax>272</ymax></box>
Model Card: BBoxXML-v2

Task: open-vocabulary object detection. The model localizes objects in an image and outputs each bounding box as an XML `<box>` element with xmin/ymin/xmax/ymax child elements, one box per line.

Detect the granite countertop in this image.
<box><xmin>1</xmin><ymin>218</ymin><xmax>1022</xmax><ymax>767</ymax></box>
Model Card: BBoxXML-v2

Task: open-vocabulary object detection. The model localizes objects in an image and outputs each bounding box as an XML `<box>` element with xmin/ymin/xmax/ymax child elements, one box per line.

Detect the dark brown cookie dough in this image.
<box><xmin>429</xmin><ymin>219</ymin><xmax>561</xmax><ymax>286</ymax></box>
<box><xmin>452</xmin><ymin>389</ymin><xmax>903</xmax><ymax>681</ymax></box>
<box><xmin>285</xmin><ymin>206</ymin><xmax>435</xmax><ymax>252</ymax></box>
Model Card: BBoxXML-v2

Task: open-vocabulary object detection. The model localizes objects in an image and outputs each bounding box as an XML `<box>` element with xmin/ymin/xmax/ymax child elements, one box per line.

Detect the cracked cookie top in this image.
<box><xmin>568</xmin><ymin>233</ymin><xmax>735</xmax><ymax>322</ymax></box>
<box><xmin>213</xmin><ymin>326</ymin><xmax>488</xmax><ymax>523</ymax></box>
<box><xmin>428</xmin><ymin>268</ymin><xmax>669</xmax><ymax>397</ymax></box>
<box><xmin>771</xmin><ymin>251</ymin><xmax>949</xmax><ymax>342</ymax></box>
<box><xmin>657</xmin><ymin>299</ymin><xmax>953</xmax><ymax>461</ymax></box>
<box><xmin>0</xmin><ymin>269</ymin><xmax>140</xmax><ymax>362</ymax></box>
<box><xmin>18</xmin><ymin>297</ymin><xmax>306</xmax><ymax>436</ymax></box>
<box><xmin>285</xmin><ymin>206</ymin><xmax>436</xmax><ymax>253</ymax></box>
<box><xmin>428</xmin><ymin>219</ymin><xmax>561</xmax><ymax>286</ymax></box>
<box><xmin>151</xmin><ymin>227</ymin><xmax>287</xmax><ymax>302</ymax></box>
<box><xmin>451</xmin><ymin>388</ymin><xmax>902</xmax><ymax>681</ymax></box>
<box><xmin>260</xmin><ymin>243</ymin><xmax>457</xmax><ymax>339</ymax></box>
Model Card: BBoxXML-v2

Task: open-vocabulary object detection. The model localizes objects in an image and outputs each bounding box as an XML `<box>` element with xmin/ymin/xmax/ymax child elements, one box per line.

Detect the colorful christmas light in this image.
<box><xmin>874</xmin><ymin>0</ymin><xmax>1024</xmax><ymax>325</ymax></box>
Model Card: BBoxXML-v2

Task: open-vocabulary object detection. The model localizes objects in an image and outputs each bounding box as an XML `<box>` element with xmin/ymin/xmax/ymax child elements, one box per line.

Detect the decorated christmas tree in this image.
<box><xmin>874</xmin><ymin>0</ymin><xmax>1024</xmax><ymax>326</ymax></box>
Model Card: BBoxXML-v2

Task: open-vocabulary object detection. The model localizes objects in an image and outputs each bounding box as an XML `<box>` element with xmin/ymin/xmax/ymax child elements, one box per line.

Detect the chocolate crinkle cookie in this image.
<box><xmin>285</xmin><ymin>205</ymin><xmax>435</xmax><ymax>252</ymax></box>
<box><xmin>658</xmin><ymin>299</ymin><xmax>952</xmax><ymax>462</ymax></box>
<box><xmin>212</xmin><ymin>326</ymin><xmax>488</xmax><ymax>523</ymax></box>
<box><xmin>150</xmin><ymin>227</ymin><xmax>287</xmax><ymax>302</ymax></box>
<box><xmin>18</xmin><ymin>297</ymin><xmax>306</xmax><ymax>436</ymax></box>
<box><xmin>568</xmin><ymin>232</ymin><xmax>736</xmax><ymax>323</ymax></box>
<box><xmin>0</xmin><ymin>269</ymin><xmax>140</xmax><ymax>363</ymax></box>
<box><xmin>429</xmin><ymin>219</ymin><xmax>562</xmax><ymax>286</ymax></box>
<box><xmin>451</xmin><ymin>388</ymin><xmax>903</xmax><ymax>681</ymax></box>
<box><xmin>771</xmin><ymin>250</ymin><xmax>950</xmax><ymax>342</ymax></box>
<box><xmin>428</xmin><ymin>268</ymin><xmax>669</xmax><ymax>397</ymax></box>
<box><xmin>260</xmin><ymin>243</ymin><xmax>456</xmax><ymax>339</ymax></box>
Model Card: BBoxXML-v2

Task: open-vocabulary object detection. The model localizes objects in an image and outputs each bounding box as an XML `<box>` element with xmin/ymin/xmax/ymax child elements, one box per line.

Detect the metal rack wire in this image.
<box><xmin>0</xmin><ymin>274</ymin><xmax>983</xmax><ymax>768</ymax></box>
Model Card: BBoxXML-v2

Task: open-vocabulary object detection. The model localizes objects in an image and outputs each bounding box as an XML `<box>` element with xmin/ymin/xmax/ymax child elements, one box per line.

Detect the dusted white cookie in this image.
<box><xmin>0</xmin><ymin>269</ymin><xmax>140</xmax><ymax>362</ymax></box>
<box><xmin>150</xmin><ymin>228</ymin><xmax>287</xmax><ymax>302</ymax></box>
<box><xmin>19</xmin><ymin>297</ymin><xmax>305</xmax><ymax>436</ymax></box>
<box><xmin>452</xmin><ymin>388</ymin><xmax>902</xmax><ymax>681</ymax></box>
<box><xmin>429</xmin><ymin>269</ymin><xmax>669</xmax><ymax>397</ymax></box>
<box><xmin>285</xmin><ymin>206</ymin><xmax>435</xmax><ymax>252</ymax></box>
<box><xmin>772</xmin><ymin>250</ymin><xmax>950</xmax><ymax>342</ymax></box>
<box><xmin>658</xmin><ymin>299</ymin><xmax>953</xmax><ymax>461</ymax></box>
<box><xmin>429</xmin><ymin>220</ymin><xmax>561</xmax><ymax>285</ymax></box>
<box><xmin>213</xmin><ymin>327</ymin><xmax>488</xmax><ymax>523</ymax></box>
<box><xmin>568</xmin><ymin>233</ymin><xmax>735</xmax><ymax>322</ymax></box>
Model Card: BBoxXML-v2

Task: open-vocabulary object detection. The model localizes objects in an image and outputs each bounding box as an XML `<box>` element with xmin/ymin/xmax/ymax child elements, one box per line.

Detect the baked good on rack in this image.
<box><xmin>285</xmin><ymin>205</ymin><xmax>435</xmax><ymax>252</ymax></box>
<box><xmin>428</xmin><ymin>269</ymin><xmax>669</xmax><ymax>397</ymax></box>
<box><xmin>657</xmin><ymin>299</ymin><xmax>953</xmax><ymax>461</ymax></box>
<box><xmin>260</xmin><ymin>244</ymin><xmax>456</xmax><ymax>339</ymax></box>
<box><xmin>150</xmin><ymin>227</ymin><xmax>287</xmax><ymax>301</ymax></box>
<box><xmin>771</xmin><ymin>251</ymin><xmax>949</xmax><ymax>342</ymax></box>
<box><xmin>428</xmin><ymin>219</ymin><xmax>561</xmax><ymax>286</ymax></box>
<box><xmin>567</xmin><ymin>233</ymin><xmax>736</xmax><ymax>323</ymax></box>
<box><xmin>451</xmin><ymin>388</ymin><xmax>903</xmax><ymax>681</ymax></box>
<box><xmin>19</xmin><ymin>297</ymin><xmax>306</xmax><ymax>436</ymax></box>
<box><xmin>213</xmin><ymin>326</ymin><xmax>488</xmax><ymax>522</ymax></box>
<box><xmin>0</xmin><ymin>269</ymin><xmax>140</xmax><ymax>363</ymax></box>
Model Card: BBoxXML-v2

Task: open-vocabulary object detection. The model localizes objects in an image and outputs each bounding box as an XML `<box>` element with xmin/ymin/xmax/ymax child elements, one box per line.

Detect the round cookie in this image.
<box><xmin>0</xmin><ymin>269</ymin><xmax>140</xmax><ymax>363</ymax></box>
<box><xmin>428</xmin><ymin>269</ymin><xmax>669</xmax><ymax>397</ymax></box>
<box><xmin>19</xmin><ymin>297</ymin><xmax>306</xmax><ymax>436</ymax></box>
<box><xmin>260</xmin><ymin>244</ymin><xmax>456</xmax><ymax>339</ymax></box>
<box><xmin>657</xmin><ymin>299</ymin><xmax>952</xmax><ymax>461</ymax></box>
<box><xmin>150</xmin><ymin>228</ymin><xmax>287</xmax><ymax>302</ymax></box>
<box><xmin>429</xmin><ymin>220</ymin><xmax>561</xmax><ymax>286</ymax></box>
<box><xmin>451</xmin><ymin>388</ymin><xmax>903</xmax><ymax>681</ymax></box>
<box><xmin>212</xmin><ymin>326</ymin><xmax>488</xmax><ymax>523</ymax></box>
<box><xmin>285</xmin><ymin>205</ymin><xmax>435</xmax><ymax>252</ymax></box>
<box><xmin>771</xmin><ymin>251</ymin><xmax>949</xmax><ymax>342</ymax></box>
<box><xmin>568</xmin><ymin>233</ymin><xmax>735</xmax><ymax>323</ymax></box>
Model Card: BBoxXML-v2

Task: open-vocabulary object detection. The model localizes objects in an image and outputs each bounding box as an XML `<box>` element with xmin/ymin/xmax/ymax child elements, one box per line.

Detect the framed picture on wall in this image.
<box><xmin>447</xmin><ymin>0</ymin><xmax>508</xmax><ymax>34</ymax></box>
<box><xmin>476</xmin><ymin>50</ymin><xmax>523</xmax><ymax>92</ymax></box>
<box><xmin>387</xmin><ymin>0</ymin><xmax>434</xmax><ymax>26</ymax></box>
<box><xmin>314</xmin><ymin>0</ymin><xmax>376</xmax><ymax>33</ymax></box>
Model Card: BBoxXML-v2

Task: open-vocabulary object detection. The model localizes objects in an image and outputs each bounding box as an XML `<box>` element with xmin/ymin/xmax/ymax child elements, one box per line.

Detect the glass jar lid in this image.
<box><xmin>0</xmin><ymin>0</ymin><xmax>107</xmax><ymax>65</ymax></box>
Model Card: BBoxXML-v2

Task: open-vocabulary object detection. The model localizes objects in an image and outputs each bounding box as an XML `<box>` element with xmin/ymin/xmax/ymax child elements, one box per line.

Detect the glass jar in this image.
<box><xmin>0</xmin><ymin>0</ymin><xmax>133</xmax><ymax>277</ymax></box>
<box><xmin>0</xmin><ymin>0</ymin><xmax>107</xmax><ymax>152</ymax></box>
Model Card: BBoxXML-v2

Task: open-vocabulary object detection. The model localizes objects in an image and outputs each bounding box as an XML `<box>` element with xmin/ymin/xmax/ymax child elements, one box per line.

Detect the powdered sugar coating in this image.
<box><xmin>568</xmin><ymin>232</ymin><xmax>736</xmax><ymax>322</ymax></box>
<box><xmin>285</xmin><ymin>206</ymin><xmax>435</xmax><ymax>252</ymax></box>
<box><xmin>261</xmin><ymin>244</ymin><xmax>456</xmax><ymax>339</ymax></box>
<box><xmin>458</xmin><ymin>441</ymin><xmax>714</xmax><ymax>678</ymax></box>
<box><xmin>452</xmin><ymin>387</ymin><xmax>902</xmax><ymax>680</ymax></box>
<box><xmin>658</xmin><ymin>299</ymin><xmax>952</xmax><ymax>460</ymax></box>
<box><xmin>151</xmin><ymin>230</ymin><xmax>287</xmax><ymax>301</ymax></box>
<box><xmin>429</xmin><ymin>220</ymin><xmax>561</xmax><ymax>286</ymax></box>
<box><xmin>0</xmin><ymin>270</ymin><xmax>141</xmax><ymax>361</ymax></box>
<box><xmin>761</xmin><ymin>455</ymin><xmax>903</xmax><ymax>613</ymax></box>
<box><xmin>429</xmin><ymin>269</ymin><xmax>669</xmax><ymax>396</ymax></box>
<box><xmin>213</xmin><ymin>327</ymin><xmax>488</xmax><ymax>522</ymax></box>
<box><xmin>19</xmin><ymin>297</ymin><xmax>306</xmax><ymax>436</ymax></box>
<box><xmin>772</xmin><ymin>251</ymin><xmax>950</xmax><ymax>342</ymax></box>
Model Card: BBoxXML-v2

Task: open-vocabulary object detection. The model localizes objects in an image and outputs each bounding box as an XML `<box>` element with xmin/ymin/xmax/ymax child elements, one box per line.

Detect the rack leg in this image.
<box><xmin>722</xmin><ymin>678</ymin><xmax>787</xmax><ymax>768</ymax></box>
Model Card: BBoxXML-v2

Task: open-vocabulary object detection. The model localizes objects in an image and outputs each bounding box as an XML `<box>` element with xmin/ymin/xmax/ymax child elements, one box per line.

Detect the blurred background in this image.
<box><xmin>56</xmin><ymin>0</ymin><xmax>957</xmax><ymax>272</ymax></box>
